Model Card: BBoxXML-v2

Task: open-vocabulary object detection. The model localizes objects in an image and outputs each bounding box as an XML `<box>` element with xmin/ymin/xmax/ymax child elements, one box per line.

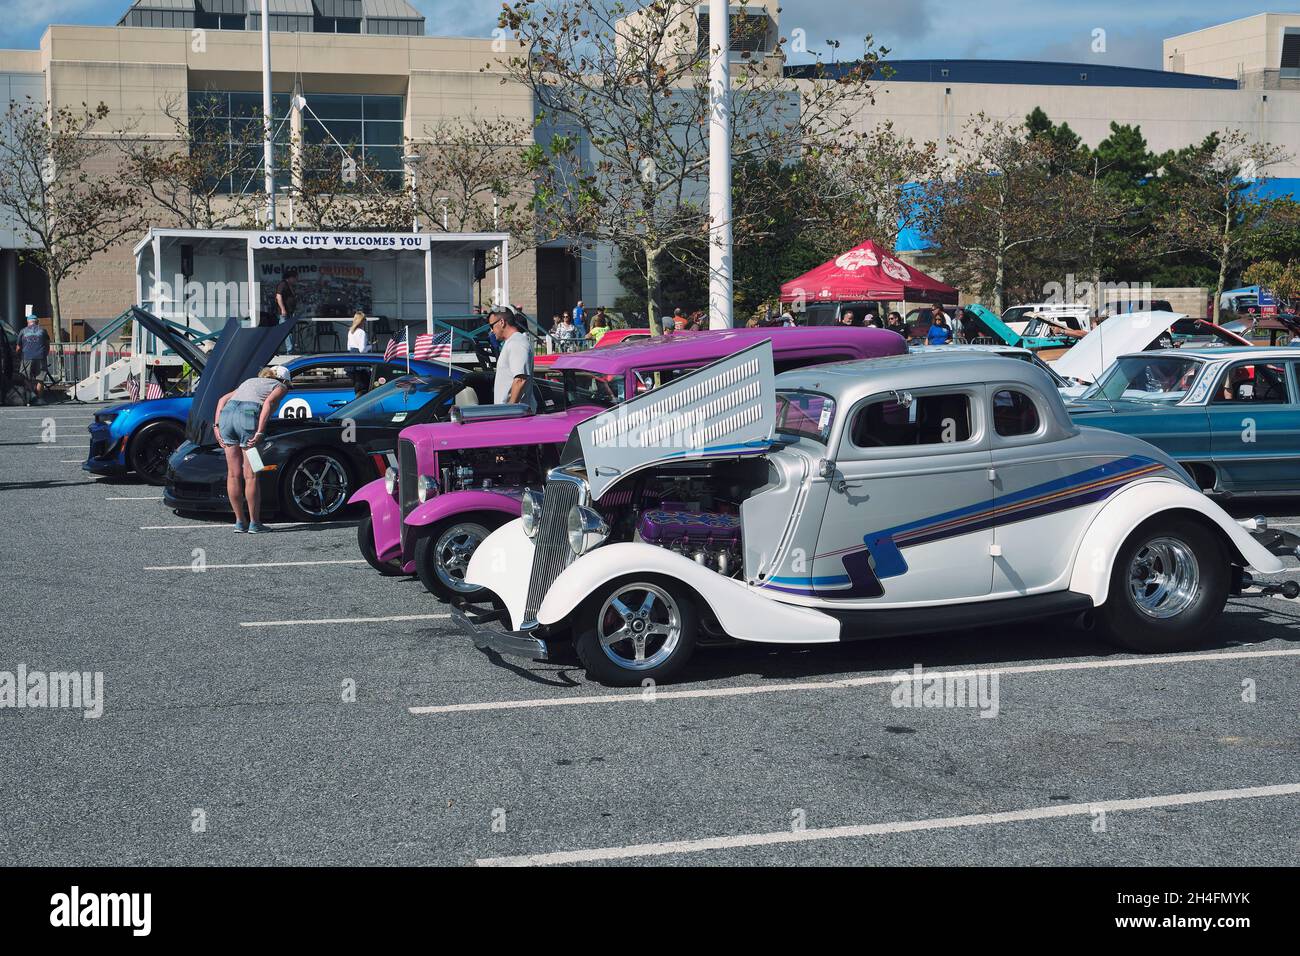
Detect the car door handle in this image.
<box><xmin>327</xmin><ymin>400</ymin><xmax>347</xmax><ymax>407</ymax></box>
<box><xmin>594</xmin><ymin>466</ymin><xmax>622</xmax><ymax>477</ymax></box>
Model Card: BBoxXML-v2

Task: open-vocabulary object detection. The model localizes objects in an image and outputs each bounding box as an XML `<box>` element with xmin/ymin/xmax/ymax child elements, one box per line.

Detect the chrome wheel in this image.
<box><xmin>433</xmin><ymin>522</ymin><xmax>490</xmax><ymax>594</ymax></box>
<box><xmin>1127</xmin><ymin>536</ymin><xmax>1201</xmax><ymax>619</ymax></box>
<box><xmin>597</xmin><ymin>582</ymin><xmax>682</xmax><ymax>671</ymax></box>
<box><xmin>289</xmin><ymin>455</ymin><xmax>349</xmax><ymax>518</ymax></box>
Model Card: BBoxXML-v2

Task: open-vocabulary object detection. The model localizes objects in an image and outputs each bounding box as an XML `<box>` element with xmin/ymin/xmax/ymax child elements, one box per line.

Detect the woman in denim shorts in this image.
<box><xmin>213</xmin><ymin>365</ymin><xmax>290</xmax><ymax>533</ymax></box>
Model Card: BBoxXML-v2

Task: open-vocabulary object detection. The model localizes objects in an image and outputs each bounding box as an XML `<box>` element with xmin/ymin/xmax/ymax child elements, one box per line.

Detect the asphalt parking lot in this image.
<box><xmin>1</xmin><ymin>401</ymin><xmax>1298</xmax><ymax>867</ymax></box>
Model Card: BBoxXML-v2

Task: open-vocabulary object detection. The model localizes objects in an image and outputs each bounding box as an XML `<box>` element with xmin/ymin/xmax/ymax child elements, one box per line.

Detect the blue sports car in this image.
<box><xmin>1067</xmin><ymin>346</ymin><xmax>1300</xmax><ymax>496</ymax></box>
<box><xmin>84</xmin><ymin>310</ymin><xmax>459</xmax><ymax>483</ymax></box>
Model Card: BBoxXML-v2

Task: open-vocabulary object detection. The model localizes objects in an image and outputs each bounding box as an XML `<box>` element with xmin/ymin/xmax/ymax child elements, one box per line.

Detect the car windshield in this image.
<box><xmin>538</xmin><ymin>368</ymin><xmax>625</xmax><ymax>408</ymax></box>
<box><xmin>776</xmin><ymin>389</ymin><xmax>836</xmax><ymax>444</ymax></box>
<box><xmin>1019</xmin><ymin>352</ymin><xmax>1069</xmax><ymax>387</ymax></box>
<box><xmin>326</xmin><ymin>375</ymin><xmax>451</xmax><ymax>424</ymax></box>
<box><xmin>1084</xmin><ymin>356</ymin><xmax>1207</xmax><ymax>403</ymax></box>
<box><xmin>1023</xmin><ymin>315</ymin><xmax>1083</xmax><ymax>338</ymax></box>
<box><xmin>1169</xmin><ymin>317</ymin><xmax>1243</xmax><ymax>347</ymax></box>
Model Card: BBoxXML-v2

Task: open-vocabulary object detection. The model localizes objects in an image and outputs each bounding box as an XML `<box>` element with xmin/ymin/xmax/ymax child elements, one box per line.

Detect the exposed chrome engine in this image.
<box><xmin>438</xmin><ymin>447</ymin><xmax>549</xmax><ymax>493</ymax></box>
<box><xmin>604</xmin><ymin>466</ymin><xmax>765</xmax><ymax>579</ymax></box>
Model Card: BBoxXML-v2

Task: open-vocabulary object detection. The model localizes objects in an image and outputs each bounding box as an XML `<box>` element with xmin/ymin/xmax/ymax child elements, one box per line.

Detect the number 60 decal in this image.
<box><xmin>278</xmin><ymin>397</ymin><xmax>313</xmax><ymax>419</ymax></box>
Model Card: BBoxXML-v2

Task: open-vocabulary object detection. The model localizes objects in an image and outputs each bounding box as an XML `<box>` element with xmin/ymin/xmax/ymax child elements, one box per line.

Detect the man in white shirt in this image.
<box><xmin>491</xmin><ymin>310</ymin><xmax>536</xmax><ymax>409</ymax></box>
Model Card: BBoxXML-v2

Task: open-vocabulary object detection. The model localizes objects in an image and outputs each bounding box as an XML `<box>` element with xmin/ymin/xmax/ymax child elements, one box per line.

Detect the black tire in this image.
<box><xmin>414</xmin><ymin>515</ymin><xmax>501</xmax><ymax>600</ymax></box>
<box><xmin>357</xmin><ymin>515</ymin><xmax>404</xmax><ymax>577</ymax></box>
<box><xmin>573</xmin><ymin>576</ymin><xmax>699</xmax><ymax>686</ymax></box>
<box><xmin>129</xmin><ymin>421</ymin><xmax>185</xmax><ymax>485</ymax></box>
<box><xmin>280</xmin><ymin>449</ymin><xmax>353</xmax><ymax>522</ymax></box>
<box><xmin>1097</xmin><ymin>516</ymin><xmax>1229</xmax><ymax>653</ymax></box>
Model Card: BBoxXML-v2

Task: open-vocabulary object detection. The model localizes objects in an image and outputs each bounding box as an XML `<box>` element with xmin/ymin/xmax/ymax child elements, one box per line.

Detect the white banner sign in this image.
<box><xmin>251</xmin><ymin>232</ymin><xmax>431</xmax><ymax>251</ymax></box>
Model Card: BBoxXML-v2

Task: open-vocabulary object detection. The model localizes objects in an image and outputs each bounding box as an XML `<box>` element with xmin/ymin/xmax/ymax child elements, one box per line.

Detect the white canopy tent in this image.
<box><xmin>131</xmin><ymin>227</ymin><xmax>511</xmax><ymax>338</ymax></box>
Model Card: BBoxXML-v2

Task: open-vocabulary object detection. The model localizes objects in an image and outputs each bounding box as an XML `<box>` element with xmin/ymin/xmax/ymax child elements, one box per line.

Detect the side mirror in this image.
<box><xmin>892</xmin><ymin>390</ymin><xmax>914</xmax><ymax>408</ymax></box>
<box><xmin>818</xmin><ymin>458</ymin><xmax>836</xmax><ymax>480</ymax></box>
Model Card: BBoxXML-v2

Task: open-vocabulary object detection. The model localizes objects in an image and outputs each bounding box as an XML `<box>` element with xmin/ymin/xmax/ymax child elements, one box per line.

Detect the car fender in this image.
<box><xmin>465</xmin><ymin>518</ymin><xmax>533</xmax><ymax>626</ymax></box>
<box><xmin>404</xmin><ymin>489</ymin><xmax>523</xmax><ymax>530</ymax></box>
<box><xmin>1069</xmin><ymin>478</ymin><xmax>1285</xmax><ymax>604</ymax></box>
<box><xmin>350</xmin><ymin>477</ymin><xmax>402</xmax><ymax>561</ymax></box>
<box><xmin>537</xmin><ymin>542</ymin><xmax>841</xmax><ymax>644</ymax></box>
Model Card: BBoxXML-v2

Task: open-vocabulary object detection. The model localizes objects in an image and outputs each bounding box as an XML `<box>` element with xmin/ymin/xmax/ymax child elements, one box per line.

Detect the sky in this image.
<box><xmin>0</xmin><ymin>0</ymin><xmax>1259</xmax><ymax>71</ymax></box>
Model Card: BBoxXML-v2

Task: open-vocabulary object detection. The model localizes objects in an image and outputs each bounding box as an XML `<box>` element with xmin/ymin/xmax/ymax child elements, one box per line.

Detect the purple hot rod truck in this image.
<box><xmin>350</xmin><ymin>326</ymin><xmax>907</xmax><ymax>598</ymax></box>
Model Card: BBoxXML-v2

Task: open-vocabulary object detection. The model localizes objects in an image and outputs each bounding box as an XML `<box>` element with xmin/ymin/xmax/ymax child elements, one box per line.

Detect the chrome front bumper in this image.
<box><xmin>449</xmin><ymin>604</ymin><xmax>549</xmax><ymax>661</ymax></box>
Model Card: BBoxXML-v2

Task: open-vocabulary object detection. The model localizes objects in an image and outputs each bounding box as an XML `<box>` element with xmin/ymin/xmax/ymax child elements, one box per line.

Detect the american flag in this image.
<box><xmin>412</xmin><ymin>331</ymin><xmax>452</xmax><ymax>361</ymax></box>
<box><xmin>385</xmin><ymin>329</ymin><xmax>452</xmax><ymax>362</ymax></box>
<box><xmin>125</xmin><ymin>373</ymin><xmax>164</xmax><ymax>401</ymax></box>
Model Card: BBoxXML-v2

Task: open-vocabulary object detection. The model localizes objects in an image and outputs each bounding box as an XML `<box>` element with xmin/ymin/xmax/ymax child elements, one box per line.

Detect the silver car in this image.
<box><xmin>457</xmin><ymin>344</ymin><xmax>1297</xmax><ymax>685</ymax></box>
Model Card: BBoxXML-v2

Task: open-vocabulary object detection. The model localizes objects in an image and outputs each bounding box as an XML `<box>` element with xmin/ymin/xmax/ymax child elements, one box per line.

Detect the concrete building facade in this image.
<box><xmin>2</xmin><ymin>5</ymin><xmax>1300</xmax><ymax>333</ymax></box>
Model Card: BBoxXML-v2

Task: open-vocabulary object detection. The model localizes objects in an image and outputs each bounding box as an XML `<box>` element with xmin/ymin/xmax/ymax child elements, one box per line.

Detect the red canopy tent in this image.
<box><xmin>779</xmin><ymin>240</ymin><xmax>958</xmax><ymax>305</ymax></box>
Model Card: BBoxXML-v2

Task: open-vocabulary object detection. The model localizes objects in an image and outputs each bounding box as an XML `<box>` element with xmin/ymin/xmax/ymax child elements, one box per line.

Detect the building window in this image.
<box><xmin>1282</xmin><ymin>32</ymin><xmax>1300</xmax><ymax>74</ymax></box>
<box><xmin>194</xmin><ymin>12</ymin><xmax>245</xmax><ymax>30</ymax></box>
<box><xmin>314</xmin><ymin>16</ymin><xmax>362</xmax><ymax>33</ymax></box>
<box><xmin>128</xmin><ymin>9</ymin><xmax>195</xmax><ymax>28</ymax></box>
<box><xmin>696</xmin><ymin>7</ymin><xmax>773</xmax><ymax>56</ymax></box>
<box><xmin>189</xmin><ymin>90</ymin><xmax>406</xmax><ymax>194</ymax></box>
<box><xmin>365</xmin><ymin>18</ymin><xmax>423</xmax><ymax>36</ymax></box>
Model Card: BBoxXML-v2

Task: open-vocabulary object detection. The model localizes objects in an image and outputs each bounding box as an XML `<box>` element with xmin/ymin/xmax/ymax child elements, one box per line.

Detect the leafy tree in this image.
<box><xmin>0</xmin><ymin>98</ymin><xmax>140</xmax><ymax>371</ymax></box>
<box><xmin>289</xmin><ymin>137</ymin><xmax>406</xmax><ymax>231</ymax></box>
<box><xmin>731</xmin><ymin>159</ymin><xmax>860</xmax><ymax>316</ymax></box>
<box><xmin>917</xmin><ymin>114</ymin><xmax>1092</xmax><ymax>313</ymax></box>
<box><xmin>614</xmin><ymin>235</ymin><xmax>706</xmax><ymax>322</ymax></box>
<box><xmin>410</xmin><ymin>117</ymin><xmax>544</xmax><ymax>257</ymax></box>
<box><xmin>119</xmin><ymin>93</ymin><xmax>263</xmax><ymax>230</ymax></box>
<box><xmin>1154</xmin><ymin>130</ymin><xmax>1296</xmax><ymax>320</ymax></box>
<box><xmin>496</xmin><ymin>0</ymin><xmax>885</xmax><ymax>332</ymax></box>
<box><xmin>1242</xmin><ymin>258</ymin><xmax>1300</xmax><ymax>309</ymax></box>
<box><xmin>805</xmin><ymin>121</ymin><xmax>941</xmax><ymax>250</ymax></box>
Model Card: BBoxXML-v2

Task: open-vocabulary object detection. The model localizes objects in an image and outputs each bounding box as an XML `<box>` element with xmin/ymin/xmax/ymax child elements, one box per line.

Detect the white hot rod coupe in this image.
<box><xmin>456</xmin><ymin>343</ymin><xmax>1299</xmax><ymax>685</ymax></box>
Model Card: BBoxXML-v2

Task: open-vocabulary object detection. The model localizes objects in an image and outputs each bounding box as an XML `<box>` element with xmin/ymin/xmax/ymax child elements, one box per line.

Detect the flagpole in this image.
<box><xmin>707</xmin><ymin>0</ymin><xmax>733</xmax><ymax>329</ymax></box>
<box><xmin>405</xmin><ymin>326</ymin><xmax>410</xmax><ymax>376</ymax></box>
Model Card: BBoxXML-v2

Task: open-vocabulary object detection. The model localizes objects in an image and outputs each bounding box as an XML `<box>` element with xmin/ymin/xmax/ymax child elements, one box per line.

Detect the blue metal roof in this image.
<box><xmin>787</xmin><ymin>59</ymin><xmax>1237</xmax><ymax>90</ymax></box>
<box><xmin>1247</xmin><ymin>178</ymin><xmax>1299</xmax><ymax>201</ymax></box>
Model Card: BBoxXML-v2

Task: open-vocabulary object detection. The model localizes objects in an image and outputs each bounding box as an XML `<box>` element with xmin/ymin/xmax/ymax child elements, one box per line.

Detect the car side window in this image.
<box><xmin>851</xmin><ymin>393</ymin><xmax>972</xmax><ymax>448</ymax></box>
<box><xmin>291</xmin><ymin>364</ymin><xmax>367</xmax><ymax>391</ymax></box>
<box><xmin>1213</xmin><ymin>363</ymin><xmax>1290</xmax><ymax>404</ymax></box>
<box><xmin>992</xmin><ymin>389</ymin><xmax>1040</xmax><ymax>437</ymax></box>
<box><xmin>775</xmin><ymin>354</ymin><xmax>851</xmax><ymax>375</ymax></box>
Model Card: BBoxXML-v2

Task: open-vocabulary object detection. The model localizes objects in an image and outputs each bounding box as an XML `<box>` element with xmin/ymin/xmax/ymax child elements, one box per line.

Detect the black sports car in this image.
<box><xmin>163</xmin><ymin>371</ymin><xmax>564</xmax><ymax>521</ymax></box>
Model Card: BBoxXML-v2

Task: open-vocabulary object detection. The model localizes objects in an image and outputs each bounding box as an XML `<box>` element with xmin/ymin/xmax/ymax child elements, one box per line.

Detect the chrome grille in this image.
<box><xmin>524</xmin><ymin>478</ymin><xmax>581</xmax><ymax>621</ymax></box>
<box><xmin>398</xmin><ymin>438</ymin><xmax>418</xmax><ymax>551</ymax></box>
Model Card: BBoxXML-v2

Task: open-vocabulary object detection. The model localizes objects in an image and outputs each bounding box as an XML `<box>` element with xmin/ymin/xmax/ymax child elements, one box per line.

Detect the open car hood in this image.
<box><xmin>575</xmin><ymin>340</ymin><xmax>775</xmax><ymax>501</ymax></box>
<box><xmin>1053</xmin><ymin>311</ymin><xmax>1189</xmax><ymax>383</ymax></box>
<box><xmin>185</xmin><ymin>317</ymin><xmax>299</xmax><ymax>445</ymax></box>
<box><xmin>129</xmin><ymin>307</ymin><xmax>210</xmax><ymax>372</ymax></box>
<box><xmin>962</xmin><ymin>303</ymin><xmax>1021</xmax><ymax>346</ymax></box>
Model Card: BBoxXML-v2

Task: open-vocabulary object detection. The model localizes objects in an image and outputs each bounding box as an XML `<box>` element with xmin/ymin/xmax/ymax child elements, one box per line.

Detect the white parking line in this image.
<box><xmin>147</xmin><ymin>559</ymin><xmax>366</xmax><ymax>571</ymax></box>
<box><xmin>33</xmin><ymin>445</ymin><xmax>89</xmax><ymax>448</ymax></box>
<box><xmin>140</xmin><ymin>521</ymin><xmax>358</xmax><ymax>531</ymax></box>
<box><xmin>108</xmin><ymin>496</ymin><xmax>164</xmax><ymax>501</ymax></box>
<box><xmin>475</xmin><ymin>782</ymin><xmax>1300</xmax><ymax>867</ymax></box>
<box><xmin>410</xmin><ymin>646</ymin><xmax>1300</xmax><ymax>715</ymax></box>
<box><xmin>240</xmin><ymin>613</ymin><xmax>449</xmax><ymax>628</ymax></box>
